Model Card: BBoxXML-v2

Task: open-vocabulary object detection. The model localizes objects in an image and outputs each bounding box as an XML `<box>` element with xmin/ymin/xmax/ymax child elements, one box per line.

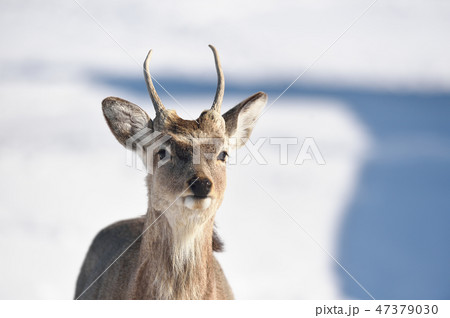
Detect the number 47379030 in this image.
<box><xmin>375</xmin><ymin>304</ymin><xmax>438</xmax><ymax>315</ymax></box>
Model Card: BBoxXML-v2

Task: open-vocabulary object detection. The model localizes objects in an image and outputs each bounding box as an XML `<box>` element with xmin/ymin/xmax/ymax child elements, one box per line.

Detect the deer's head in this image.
<box><xmin>102</xmin><ymin>45</ymin><xmax>267</xmax><ymax>226</ymax></box>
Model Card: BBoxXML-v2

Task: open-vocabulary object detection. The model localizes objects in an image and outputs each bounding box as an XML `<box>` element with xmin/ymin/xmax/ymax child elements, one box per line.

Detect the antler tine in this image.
<box><xmin>209</xmin><ymin>45</ymin><xmax>224</xmax><ymax>113</ymax></box>
<box><xmin>143</xmin><ymin>50</ymin><xmax>166</xmax><ymax>115</ymax></box>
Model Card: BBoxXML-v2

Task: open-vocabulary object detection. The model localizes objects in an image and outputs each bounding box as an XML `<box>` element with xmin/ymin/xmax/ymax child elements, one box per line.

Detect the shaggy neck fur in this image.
<box><xmin>128</xmin><ymin>186</ymin><xmax>217</xmax><ymax>300</ymax></box>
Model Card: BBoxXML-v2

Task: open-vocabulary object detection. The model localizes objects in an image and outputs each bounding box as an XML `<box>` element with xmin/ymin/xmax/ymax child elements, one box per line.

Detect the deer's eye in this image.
<box><xmin>217</xmin><ymin>151</ymin><xmax>228</xmax><ymax>162</ymax></box>
<box><xmin>157</xmin><ymin>149</ymin><xmax>167</xmax><ymax>160</ymax></box>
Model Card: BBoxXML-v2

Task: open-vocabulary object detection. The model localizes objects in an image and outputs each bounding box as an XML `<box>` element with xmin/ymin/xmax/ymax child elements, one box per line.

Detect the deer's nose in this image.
<box><xmin>188</xmin><ymin>177</ymin><xmax>212</xmax><ymax>197</ymax></box>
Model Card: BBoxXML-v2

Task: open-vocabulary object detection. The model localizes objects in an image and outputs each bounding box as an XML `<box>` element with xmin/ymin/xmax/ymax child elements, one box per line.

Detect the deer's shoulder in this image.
<box><xmin>92</xmin><ymin>217</ymin><xmax>146</xmax><ymax>252</ymax></box>
<box><xmin>75</xmin><ymin>217</ymin><xmax>145</xmax><ymax>299</ymax></box>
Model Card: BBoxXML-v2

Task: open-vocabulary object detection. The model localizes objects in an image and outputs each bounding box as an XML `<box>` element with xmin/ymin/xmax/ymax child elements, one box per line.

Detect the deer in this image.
<box><xmin>74</xmin><ymin>45</ymin><xmax>267</xmax><ymax>300</ymax></box>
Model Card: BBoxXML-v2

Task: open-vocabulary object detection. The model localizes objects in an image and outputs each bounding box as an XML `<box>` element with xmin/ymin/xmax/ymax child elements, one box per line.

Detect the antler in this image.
<box><xmin>144</xmin><ymin>47</ymin><xmax>224</xmax><ymax>115</ymax></box>
<box><xmin>209</xmin><ymin>45</ymin><xmax>224</xmax><ymax>113</ymax></box>
<box><xmin>143</xmin><ymin>50</ymin><xmax>166</xmax><ymax>116</ymax></box>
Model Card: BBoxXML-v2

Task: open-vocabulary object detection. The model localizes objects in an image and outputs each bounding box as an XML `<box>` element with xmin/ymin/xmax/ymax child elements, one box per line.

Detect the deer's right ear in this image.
<box><xmin>102</xmin><ymin>97</ymin><xmax>152</xmax><ymax>146</ymax></box>
<box><xmin>222</xmin><ymin>92</ymin><xmax>267</xmax><ymax>149</ymax></box>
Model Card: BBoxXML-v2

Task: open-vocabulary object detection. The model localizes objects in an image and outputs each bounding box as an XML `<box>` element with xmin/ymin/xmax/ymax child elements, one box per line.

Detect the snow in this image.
<box><xmin>0</xmin><ymin>0</ymin><xmax>449</xmax><ymax>299</ymax></box>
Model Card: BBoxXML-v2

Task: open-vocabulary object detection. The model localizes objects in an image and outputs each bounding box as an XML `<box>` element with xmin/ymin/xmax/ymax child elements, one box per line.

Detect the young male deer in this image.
<box><xmin>75</xmin><ymin>45</ymin><xmax>267</xmax><ymax>300</ymax></box>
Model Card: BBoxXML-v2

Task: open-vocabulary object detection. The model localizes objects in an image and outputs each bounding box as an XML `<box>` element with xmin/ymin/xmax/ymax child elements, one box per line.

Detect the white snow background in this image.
<box><xmin>0</xmin><ymin>0</ymin><xmax>449</xmax><ymax>299</ymax></box>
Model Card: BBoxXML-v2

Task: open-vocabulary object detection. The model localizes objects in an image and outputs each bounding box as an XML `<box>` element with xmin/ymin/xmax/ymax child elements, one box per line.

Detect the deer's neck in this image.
<box><xmin>130</xmin><ymin>206</ymin><xmax>217</xmax><ymax>299</ymax></box>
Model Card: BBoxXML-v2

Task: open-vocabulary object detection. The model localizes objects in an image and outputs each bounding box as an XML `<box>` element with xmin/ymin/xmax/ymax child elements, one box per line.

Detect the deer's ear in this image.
<box><xmin>223</xmin><ymin>92</ymin><xmax>267</xmax><ymax>149</ymax></box>
<box><xmin>102</xmin><ymin>97</ymin><xmax>152</xmax><ymax>146</ymax></box>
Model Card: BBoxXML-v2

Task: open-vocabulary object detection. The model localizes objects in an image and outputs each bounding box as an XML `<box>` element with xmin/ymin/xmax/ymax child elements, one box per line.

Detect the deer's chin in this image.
<box><xmin>183</xmin><ymin>196</ymin><xmax>212</xmax><ymax>210</ymax></box>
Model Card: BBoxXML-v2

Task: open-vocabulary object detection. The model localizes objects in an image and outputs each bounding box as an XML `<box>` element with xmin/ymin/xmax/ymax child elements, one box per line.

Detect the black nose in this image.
<box><xmin>188</xmin><ymin>177</ymin><xmax>212</xmax><ymax>197</ymax></box>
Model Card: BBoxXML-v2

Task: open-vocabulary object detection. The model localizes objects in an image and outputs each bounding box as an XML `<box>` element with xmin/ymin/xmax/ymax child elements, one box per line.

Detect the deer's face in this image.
<box><xmin>149</xmin><ymin>109</ymin><xmax>229</xmax><ymax>215</ymax></box>
<box><xmin>101</xmin><ymin>46</ymin><xmax>267</xmax><ymax>224</ymax></box>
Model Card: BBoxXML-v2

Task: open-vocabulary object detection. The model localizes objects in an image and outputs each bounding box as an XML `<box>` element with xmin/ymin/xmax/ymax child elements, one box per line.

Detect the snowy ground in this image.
<box><xmin>0</xmin><ymin>0</ymin><xmax>449</xmax><ymax>299</ymax></box>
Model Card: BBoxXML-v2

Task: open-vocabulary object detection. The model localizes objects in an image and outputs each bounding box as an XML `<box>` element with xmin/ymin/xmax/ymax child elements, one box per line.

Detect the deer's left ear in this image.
<box><xmin>102</xmin><ymin>97</ymin><xmax>152</xmax><ymax>147</ymax></box>
<box><xmin>222</xmin><ymin>92</ymin><xmax>267</xmax><ymax>149</ymax></box>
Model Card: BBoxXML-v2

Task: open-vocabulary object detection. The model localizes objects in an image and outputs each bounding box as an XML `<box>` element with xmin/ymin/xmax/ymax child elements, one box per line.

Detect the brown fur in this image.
<box><xmin>75</xmin><ymin>48</ymin><xmax>267</xmax><ymax>299</ymax></box>
<box><xmin>75</xmin><ymin>217</ymin><xmax>230</xmax><ymax>299</ymax></box>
